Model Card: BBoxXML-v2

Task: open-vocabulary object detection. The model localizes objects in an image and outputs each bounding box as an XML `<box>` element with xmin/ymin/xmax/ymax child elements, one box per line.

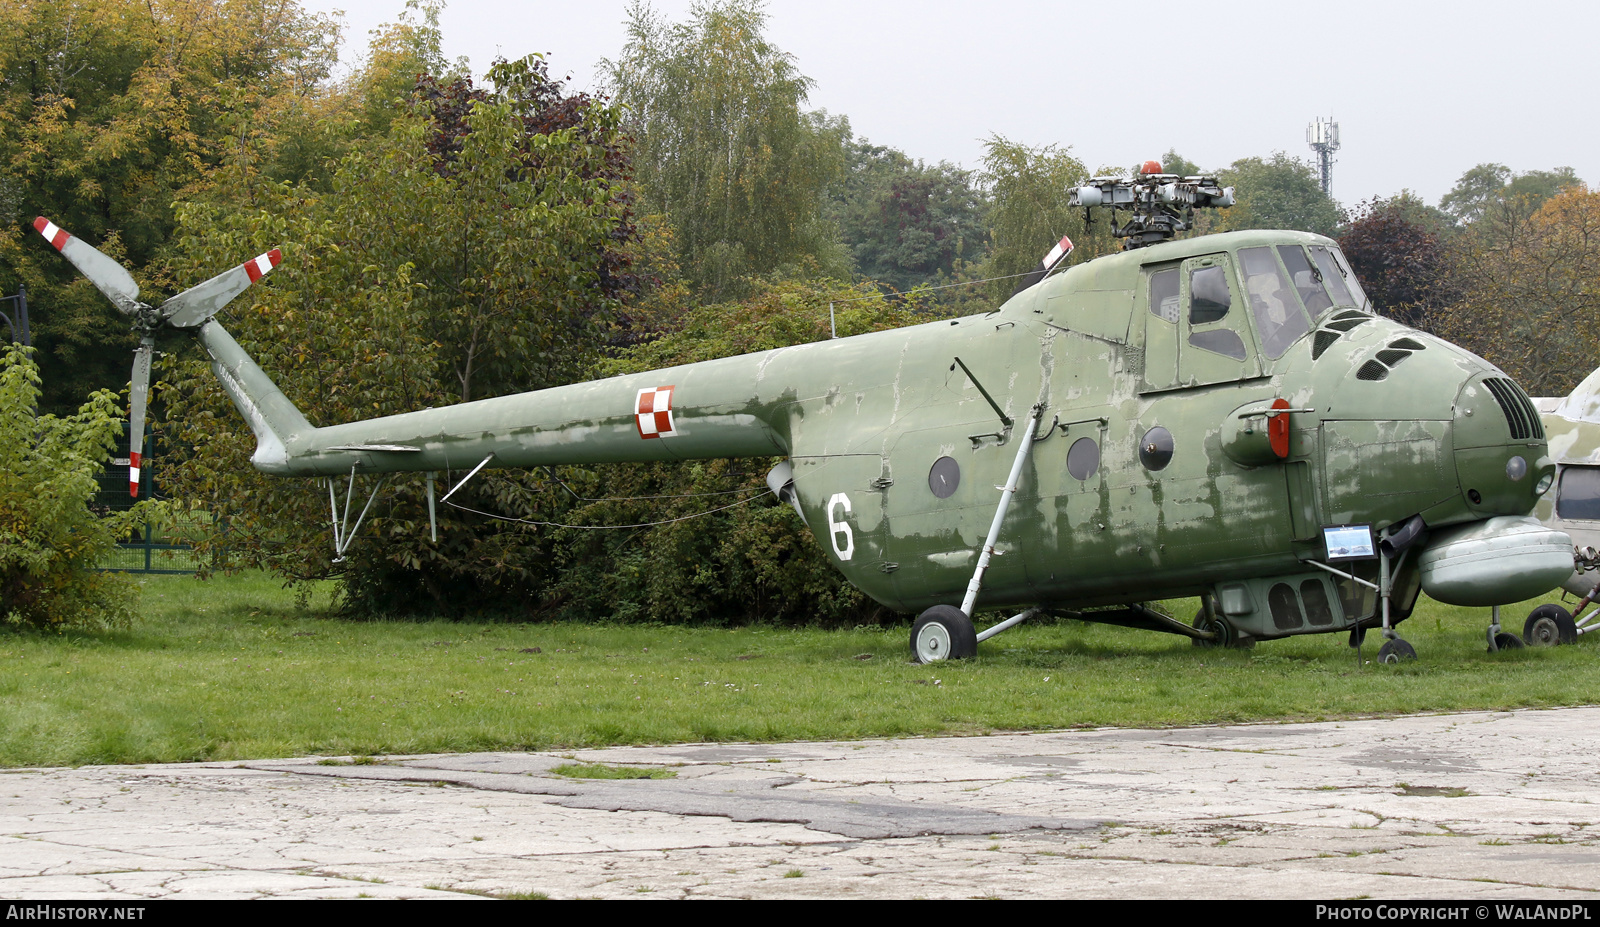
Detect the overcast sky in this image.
<box><xmin>299</xmin><ymin>0</ymin><xmax>1597</xmax><ymax>210</ymax></box>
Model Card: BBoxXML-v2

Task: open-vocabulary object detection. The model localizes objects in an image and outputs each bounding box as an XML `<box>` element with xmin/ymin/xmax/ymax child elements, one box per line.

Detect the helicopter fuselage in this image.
<box><xmin>202</xmin><ymin>229</ymin><xmax>1561</xmax><ymax>641</ymax></box>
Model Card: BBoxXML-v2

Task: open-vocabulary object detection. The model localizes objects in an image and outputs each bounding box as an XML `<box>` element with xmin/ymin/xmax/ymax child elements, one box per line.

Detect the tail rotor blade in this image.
<box><xmin>128</xmin><ymin>339</ymin><xmax>153</xmax><ymax>498</ymax></box>
<box><xmin>32</xmin><ymin>217</ymin><xmax>142</xmax><ymax>315</ymax></box>
<box><xmin>159</xmin><ymin>248</ymin><xmax>282</xmax><ymax>329</ymax></box>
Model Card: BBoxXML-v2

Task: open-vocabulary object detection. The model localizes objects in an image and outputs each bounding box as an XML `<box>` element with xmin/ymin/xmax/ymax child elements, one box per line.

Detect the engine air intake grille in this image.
<box><xmin>1356</xmin><ymin>360</ymin><xmax>1389</xmax><ymax>381</ymax></box>
<box><xmin>1483</xmin><ymin>377</ymin><xmax>1544</xmax><ymax>440</ymax></box>
<box><xmin>1312</xmin><ymin>330</ymin><xmax>1341</xmax><ymax>360</ymax></box>
<box><xmin>1325</xmin><ymin>310</ymin><xmax>1370</xmax><ymax>333</ymax></box>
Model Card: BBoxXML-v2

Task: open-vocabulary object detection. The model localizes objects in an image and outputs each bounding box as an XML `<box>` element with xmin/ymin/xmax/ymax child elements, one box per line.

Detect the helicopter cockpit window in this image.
<box><xmin>1309</xmin><ymin>245</ymin><xmax>1366</xmax><ymax>310</ymax></box>
<box><xmin>1278</xmin><ymin>246</ymin><xmax>1334</xmax><ymax>315</ymax></box>
<box><xmin>1149</xmin><ymin>268</ymin><xmax>1180</xmax><ymax>322</ymax></box>
<box><xmin>1239</xmin><ymin>246</ymin><xmax>1311</xmax><ymax>359</ymax></box>
<box><xmin>1189</xmin><ymin>266</ymin><xmax>1231</xmax><ymax>324</ymax></box>
<box><xmin>1334</xmin><ymin>248</ymin><xmax>1371</xmax><ymax>308</ymax></box>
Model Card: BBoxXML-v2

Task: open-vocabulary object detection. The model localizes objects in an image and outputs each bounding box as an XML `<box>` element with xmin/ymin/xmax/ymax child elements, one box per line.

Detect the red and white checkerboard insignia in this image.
<box><xmin>635</xmin><ymin>385</ymin><xmax>677</xmax><ymax>439</ymax></box>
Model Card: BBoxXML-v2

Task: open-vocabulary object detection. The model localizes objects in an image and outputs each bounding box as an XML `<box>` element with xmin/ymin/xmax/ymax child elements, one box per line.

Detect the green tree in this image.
<box><xmin>1439</xmin><ymin>163</ymin><xmax>1513</xmax><ymax>225</ymax></box>
<box><xmin>827</xmin><ymin>136</ymin><xmax>989</xmax><ymax>295</ymax></box>
<box><xmin>980</xmin><ymin>136</ymin><xmax>1115</xmax><ymax>303</ymax></box>
<box><xmin>158</xmin><ymin>59</ymin><xmax>641</xmax><ymax>614</ymax></box>
<box><xmin>1440</xmin><ymin>163</ymin><xmax>1582</xmax><ymax>227</ymax></box>
<box><xmin>1216</xmin><ymin>153</ymin><xmax>1342</xmax><ymax>238</ymax></box>
<box><xmin>1157</xmin><ymin>149</ymin><xmax>1204</xmax><ymax>178</ymax></box>
<box><xmin>1435</xmin><ymin>185</ymin><xmax>1600</xmax><ymax>397</ymax></box>
<box><xmin>0</xmin><ymin>0</ymin><xmax>341</xmax><ymax>413</ymax></box>
<box><xmin>605</xmin><ymin>0</ymin><xmax>848</xmax><ymax>299</ymax></box>
<box><xmin>0</xmin><ymin>344</ymin><xmax>147</xmax><ymax>631</ymax></box>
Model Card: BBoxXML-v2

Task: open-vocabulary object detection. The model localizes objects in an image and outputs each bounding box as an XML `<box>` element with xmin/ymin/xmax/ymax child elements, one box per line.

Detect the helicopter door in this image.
<box><xmin>1141</xmin><ymin>264</ymin><xmax>1181</xmax><ymax>392</ymax></box>
<box><xmin>1141</xmin><ymin>254</ymin><xmax>1261</xmax><ymax>393</ymax></box>
<box><xmin>1179</xmin><ymin>254</ymin><xmax>1260</xmax><ymax>386</ymax></box>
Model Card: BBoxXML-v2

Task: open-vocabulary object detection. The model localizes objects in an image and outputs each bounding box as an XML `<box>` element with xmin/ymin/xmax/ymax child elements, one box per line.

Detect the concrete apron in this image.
<box><xmin>5</xmin><ymin>708</ymin><xmax>1600</xmax><ymax>899</ymax></box>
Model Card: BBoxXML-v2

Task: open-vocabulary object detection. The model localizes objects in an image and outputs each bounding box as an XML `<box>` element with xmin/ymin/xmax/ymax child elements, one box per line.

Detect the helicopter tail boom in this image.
<box><xmin>196</xmin><ymin>317</ymin><xmax>791</xmax><ymax>478</ymax></box>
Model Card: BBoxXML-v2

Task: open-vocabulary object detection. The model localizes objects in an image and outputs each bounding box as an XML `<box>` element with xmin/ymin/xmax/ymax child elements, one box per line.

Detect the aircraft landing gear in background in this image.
<box><xmin>1524</xmin><ymin>604</ymin><xmax>1578</xmax><ymax>646</ymax></box>
<box><xmin>1491</xmin><ymin>631</ymin><xmax>1525</xmax><ymax>651</ymax></box>
<box><xmin>1487</xmin><ymin>605</ymin><xmax>1525</xmax><ymax>652</ymax></box>
<box><xmin>1191</xmin><ymin>610</ymin><xmax>1253</xmax><ymax>649</ymax></box>
<box><xmin>911</xmin><ymin>605</ymin><xmax>977</xmax><ymax>664</ymax></box>
<box><xmin>1377</xmin><ymin>638</ymin><xmax>1416</xmax><ymax>664</ymax></box>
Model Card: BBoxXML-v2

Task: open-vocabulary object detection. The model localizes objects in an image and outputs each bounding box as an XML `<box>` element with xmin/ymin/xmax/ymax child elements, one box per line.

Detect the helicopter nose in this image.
<box><xmin>1450</xmin><ymin>373</ymin><xmax>1555</xmax><ymax>516</ymax></box>
<box><xmin>1411</xmin><ymin>373</ymin><xmax>1569</xmax><ymax>607</ymax></box>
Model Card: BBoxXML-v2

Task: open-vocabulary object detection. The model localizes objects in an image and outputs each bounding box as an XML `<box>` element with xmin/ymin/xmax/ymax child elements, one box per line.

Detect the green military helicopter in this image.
<box><xmin>1506</xmin><ymin>373</ymin><xmax>1600</xmax><ymax>645</ymax></box>
<box><xmin>33</xmin><ymin>161</ymin><xmax>1576</xmax><ymax>664</ymax></box>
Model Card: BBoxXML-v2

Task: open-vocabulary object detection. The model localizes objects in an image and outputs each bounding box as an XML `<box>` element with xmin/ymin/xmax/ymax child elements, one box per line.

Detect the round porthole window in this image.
<box><xmin>1140</xmin><ymin>426</ymin><xmax>1174</xmax><ymax>471</ymax></box>
<box><xmin>1066</xmin><ymin>437</ymin><xmax>1100</xmax><ymax>482</ymax></box>
<box><xmin>928</xmin><ymin>456</ymin><xmax>961</xmax><ymax>499</ymax></box>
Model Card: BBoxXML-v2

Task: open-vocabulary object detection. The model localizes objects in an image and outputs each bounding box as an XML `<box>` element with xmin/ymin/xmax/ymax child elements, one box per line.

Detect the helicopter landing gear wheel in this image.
<box><xmin>1523</xmin><ymin>604</ymin><xmax>1578</xmax><ymax>646</ymax></box>
<box><xmin>1377</xmin><ymin>638</ymin><xmax>1416</xmax><ymax>664</ymax></box>
<box><xmin>1192</xmin><ymin>611</ymin><xmax>1250</xmax><ymax>648</ymax></box>
<box><xmin>910</xmin><ymin>605</ymin><xmax>977</xmax><ymax>664</ymax></box>
<box><xmin>1489</xmin><ymin>630</ymin><xmax>1526</xmax><ymax>652</ymax></box>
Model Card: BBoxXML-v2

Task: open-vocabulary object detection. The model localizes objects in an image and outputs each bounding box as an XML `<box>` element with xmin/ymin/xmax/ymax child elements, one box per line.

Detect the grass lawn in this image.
<box><xmin>1</xmin><ymin>571</ymin><xmax>1596</xmax><ymax>767</ymax></box>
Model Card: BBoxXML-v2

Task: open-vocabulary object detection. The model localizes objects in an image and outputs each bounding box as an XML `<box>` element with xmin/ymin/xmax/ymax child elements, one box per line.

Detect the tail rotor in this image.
<box><xmin>32</xmin><ymin>217</ymin><xmax>282</xmax><ymax>496</ymax></box>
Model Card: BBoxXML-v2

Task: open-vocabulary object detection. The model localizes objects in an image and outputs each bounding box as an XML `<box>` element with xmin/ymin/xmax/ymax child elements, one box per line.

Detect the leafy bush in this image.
<box><xmin>0</xmin><ymin>344</ymin><xmax>146</xmax><ymax>631</ymax></box>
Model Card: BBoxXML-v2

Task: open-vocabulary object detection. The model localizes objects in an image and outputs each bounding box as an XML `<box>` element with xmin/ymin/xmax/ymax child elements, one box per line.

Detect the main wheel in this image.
<box><xmin>1524</xmin><ymin>604</ymin><xmax>1578</xmax><ymax>646</ymax></box>
<box><xmin>1377</xmin><ymin>638</ymin><xmax>1417</xmax><ymax>664</ymax></box>
<box><xmin>910</xmin><ymin>605</ymin><xmax>977</xmax><ymax>664</ymax></box>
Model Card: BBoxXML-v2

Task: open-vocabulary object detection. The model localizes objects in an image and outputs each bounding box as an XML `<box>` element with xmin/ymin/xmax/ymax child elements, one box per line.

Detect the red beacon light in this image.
<box><xmin>1140</xmin><ymin>159</ymin><xmax>1164</xmax><ymax>175</ymax></box>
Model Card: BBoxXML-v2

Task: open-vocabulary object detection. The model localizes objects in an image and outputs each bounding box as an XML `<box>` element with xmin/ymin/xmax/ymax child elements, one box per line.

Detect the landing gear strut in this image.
<box><xmin>1487</xmin><ymin>605</ymin><xmax>1525</xmax><ymax>652</ymax></box>
<box><xmin>908</xmin><ymin>404</ymin><xmax>1045</xmax><ymax>664</ymax></box>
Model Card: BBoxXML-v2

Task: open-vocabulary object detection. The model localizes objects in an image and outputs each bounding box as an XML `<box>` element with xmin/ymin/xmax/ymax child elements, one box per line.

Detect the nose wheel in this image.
<box><xmin>910</xmin><ymin>605</ymin><xmax>977</xmax><ymax>664</ymax></box>
<box><xmin>1377</xmin><ymin>638</ymin><xmax>1416</xmax><ymax>664</ymax></box>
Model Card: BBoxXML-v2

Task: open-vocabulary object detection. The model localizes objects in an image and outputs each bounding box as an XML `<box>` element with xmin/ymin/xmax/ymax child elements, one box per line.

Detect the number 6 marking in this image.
<box><xmin>827</xmin><ymin>493</ymin><xmax>855</xmax><ymax>561</ymax></box>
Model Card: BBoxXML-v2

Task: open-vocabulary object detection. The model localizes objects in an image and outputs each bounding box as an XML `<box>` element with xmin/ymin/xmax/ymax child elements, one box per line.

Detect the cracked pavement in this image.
<box><xmin>5</xmin><ymin>707</ymin><xmax>1600</xmax><ymax>898</ymax></box>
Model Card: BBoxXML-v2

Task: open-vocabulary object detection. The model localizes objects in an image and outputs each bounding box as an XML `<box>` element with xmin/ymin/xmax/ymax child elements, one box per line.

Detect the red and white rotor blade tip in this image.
<box><xmin>128</xmin><ymin>339</ymin><xmax>153</xmax><ymax>498</ymax></box>
<box><xmin>1041</xmin><ymin>236</ymin><xmax>1074</xmax><ymax>272</ymax></box>
<box><xmin>159</xmin><ymin>249</ymin><xmax>282</xmax><ymax>329</ymax></box>
<box><xmin>32</xmin><ymin>217</ymin><xmax>142</xmax><ymax>315</ymax></box>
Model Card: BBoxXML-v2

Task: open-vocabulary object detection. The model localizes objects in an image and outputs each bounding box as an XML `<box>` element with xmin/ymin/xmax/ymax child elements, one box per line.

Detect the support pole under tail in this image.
<box><xmin>426</xmin><ymin>472</ymin><xmax>438</xmax><ymax>543</ymax></box>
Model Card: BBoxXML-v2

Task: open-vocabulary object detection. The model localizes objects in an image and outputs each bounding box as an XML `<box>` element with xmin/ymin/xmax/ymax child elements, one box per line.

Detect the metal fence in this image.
<box><xmin>1</xmin><ymin>286</ymin><xmax>29</xmax><ymax>346</ymax></box>
<box><xmin>94</xmin><ymin>426</ymin><xmax>206</xmax><ymax>574</ymax></box>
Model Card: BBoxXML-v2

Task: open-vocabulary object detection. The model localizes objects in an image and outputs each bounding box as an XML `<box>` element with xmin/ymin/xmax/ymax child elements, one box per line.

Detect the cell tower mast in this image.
<box><xmin>1307</xmin><ymin>117</ymin><xmax>1340</xmax><ymax>197</ymax></box>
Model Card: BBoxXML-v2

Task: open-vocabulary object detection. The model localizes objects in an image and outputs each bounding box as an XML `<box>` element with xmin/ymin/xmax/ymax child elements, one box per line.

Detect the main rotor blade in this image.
<box><xmin>32</xmin><ymin>217</ymin><xmax>142</xmax><ymax>315</ymax></box>
<box><xmin>128</xmin><ymin>338</ymin><xmax>153</xmax><ymax>499</ymax></box>
<box><xmin>158</xmin><ymin>249</ymin><xmax>282</xmax><ymax>329</ymax></box>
